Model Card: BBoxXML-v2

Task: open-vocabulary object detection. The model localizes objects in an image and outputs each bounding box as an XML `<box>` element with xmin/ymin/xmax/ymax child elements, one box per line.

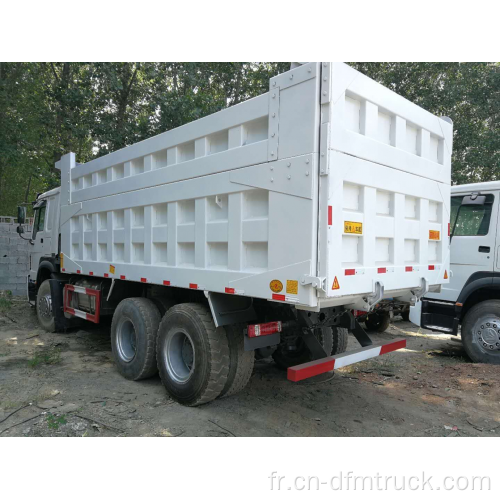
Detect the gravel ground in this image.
<box><xmin>1</xmin><ymin>299</ymin><xmax>500</xmax><ymax>437</ymax></box>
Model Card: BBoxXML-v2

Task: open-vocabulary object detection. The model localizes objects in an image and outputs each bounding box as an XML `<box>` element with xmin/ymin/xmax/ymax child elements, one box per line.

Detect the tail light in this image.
<box><xmin>247</xmin><ymin>321</ymin><xmax>282</xmax><ymax>338</ymax></box>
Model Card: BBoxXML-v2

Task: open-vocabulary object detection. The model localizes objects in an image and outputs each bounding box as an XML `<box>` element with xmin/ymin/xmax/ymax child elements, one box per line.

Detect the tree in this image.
<box><xmin>1</xmin><ymin>62</ymin><xmax>498</xmax><ymax>215</ymax></box>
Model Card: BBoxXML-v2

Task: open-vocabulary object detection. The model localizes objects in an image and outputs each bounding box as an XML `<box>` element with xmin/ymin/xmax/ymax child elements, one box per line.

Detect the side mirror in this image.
<box><xmin>17</xmin><ymin>206</ymin><xmax>26</xmax><ymax>224</ymax></box>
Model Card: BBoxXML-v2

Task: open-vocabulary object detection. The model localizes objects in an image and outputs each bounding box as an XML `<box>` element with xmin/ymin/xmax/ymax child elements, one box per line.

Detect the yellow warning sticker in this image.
<box><xmin>269</xmin><ymin>279</ymin><xmax>283</xmax><ymax>293</ymax></box>
<box><xmin>286</xmin><ymin>280</ymin><xmax>298</xmax><ymax>295</ymax></box>
<box><xmin>344</xmin><ymin>221</ymin><xmax>363</xmax><ymax>235</ymax></box>
<box><xmin>60</xmin><ymin>253</ymin><xmax>64</xmax><ymax>269</ymax></box>
<box><xmin>109</xmin><ymin>264</ymin><xmax>116</xmax><ymax>275</ymax></box>
<box><xmin>332</xmin><ymin>276</ymin><xmax>340</xmax><ymax>290</ymax></box>
<box><xmin>444</xmin><ymin>270</ymin><xmax>448</xmax><ymax>279</ymax></box>
<box><xmin>429</xmin><ymin>230</ymin><xmax>440</xmax><ymax>240</ymax></box>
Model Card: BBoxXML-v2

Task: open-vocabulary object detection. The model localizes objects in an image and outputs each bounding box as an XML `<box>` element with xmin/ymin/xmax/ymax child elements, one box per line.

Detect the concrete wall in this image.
<box><xmin>0</xmin><ymin>218</ymin><xmax>33</xmax><ymax>297</ymax></box>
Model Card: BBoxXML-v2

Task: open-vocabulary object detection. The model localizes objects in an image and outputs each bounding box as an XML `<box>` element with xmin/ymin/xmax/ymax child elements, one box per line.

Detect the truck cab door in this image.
<box><xmin>30</xmin><ymin>201</ymin><xmax>49</xmax><ymax>281</ymax></box>
<box><xmin>446</xmin><ymin>192</ymin><xmax>498</xmax><ymax>301</ymax></box>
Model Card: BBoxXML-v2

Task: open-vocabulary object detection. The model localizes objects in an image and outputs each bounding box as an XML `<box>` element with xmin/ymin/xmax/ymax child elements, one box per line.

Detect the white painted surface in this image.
<box><xmin>50</xmin><ymin>63</ymin><xmax>452</xmax><ymax>310</ymax></box>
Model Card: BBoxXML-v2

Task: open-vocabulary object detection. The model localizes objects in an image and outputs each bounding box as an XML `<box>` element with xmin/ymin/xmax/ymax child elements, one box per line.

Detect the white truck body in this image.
<box><xmin>49</xmin><ymin>62</ymin><xmax>452</xmax><ymax>312</ymax></box>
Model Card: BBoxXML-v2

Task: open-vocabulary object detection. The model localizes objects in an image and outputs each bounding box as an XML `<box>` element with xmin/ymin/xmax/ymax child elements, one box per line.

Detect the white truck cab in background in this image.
<box><xmin>411</xmin><ymin>181</ymin><xmax>500</xmax><ymax>364</ymax></box>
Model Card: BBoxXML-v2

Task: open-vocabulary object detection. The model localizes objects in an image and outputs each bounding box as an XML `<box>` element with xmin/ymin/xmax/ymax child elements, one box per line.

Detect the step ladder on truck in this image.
<box><xmin>17</xmin><ymin>62</ymin><xmax>453</xmax><ymax>406</ymax></box>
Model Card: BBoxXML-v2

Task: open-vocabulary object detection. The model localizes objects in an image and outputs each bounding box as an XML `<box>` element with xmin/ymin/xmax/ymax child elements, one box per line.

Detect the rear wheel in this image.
<box><xmin>156</xmin><ymin>303</ymin><xmax>229</xmax><ymax>406</ymax></box>
<box><xmin>111</xmin><ymin>298</ymin><xmax>161</xmax><ymax>380</ymax></box>
<box><xmin>461</xmin><ymin>300</ymin><xmax>500</xmax><ymax>365</ymax></box>
<box><xmin>36</xmin><ymin>280</ymin><xmax>56</xmax><ymax>332</ymax></box>
<box><xmin>219</xmin><ymin>324</ymin><xmax>255</xmax><ymax>398</ymax></box>
<box><xmin>151</xmin><ymin>296</ymin><xmax>176</xmax><ymax>317</ymax></box>
<box><xmin>365</xmin><ymin>312</ymin><xmax>390</xmax><ymax>333</ymax></box>
<box><xmin>331</xmin><ymin>326</ymin><xmax>348</xmax><ymax>355</ymax></box>
<box><xmin>272</xmin><ymin>325</ymin><xmax>333</xmax><ymax>370</ymax></box>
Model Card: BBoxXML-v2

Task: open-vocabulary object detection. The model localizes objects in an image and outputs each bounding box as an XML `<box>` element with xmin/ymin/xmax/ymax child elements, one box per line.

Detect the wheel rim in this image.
<box><xmin>116</xmin><ymin>319</ymin><xmax>137</xmax><ymax>362</ymax></box>
<box><xmin>472</xmin><ymin>315</ymin><xmax>500</xmax><ymax>354</ymax></box>
<box><xmin>164</xmin><ymin>329</ymin><xmax>195</xmax><ymax>383</ymax></box>
<box><xmin>38</xmin><ymin>293</ymin><xmax>52</xmax><ymax>320</ymax></box>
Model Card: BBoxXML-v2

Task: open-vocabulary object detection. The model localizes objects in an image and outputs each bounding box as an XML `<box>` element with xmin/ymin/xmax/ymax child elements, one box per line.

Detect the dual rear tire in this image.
<box><xmin>111</xmin><ymin>299</ymin><xmax>253</xmax><ymax>406</ymax></box>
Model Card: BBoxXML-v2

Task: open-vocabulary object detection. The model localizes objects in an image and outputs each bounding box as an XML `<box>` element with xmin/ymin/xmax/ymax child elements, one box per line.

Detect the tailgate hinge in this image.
<box><xmin>300</xmin><ymin>275</ymin><xmax>327</xmax><ymax>292</ymax></box>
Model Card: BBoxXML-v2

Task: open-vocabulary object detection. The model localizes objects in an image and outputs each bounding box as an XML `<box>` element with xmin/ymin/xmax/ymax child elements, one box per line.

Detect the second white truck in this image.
<box><xmin>17</xmin><ymin>62</ymin><xmax>453</xmax><ymax>405</ymax></box>
<box><xmin>411</xmin><ymin>181</ymin><xmax>500</xmax><ymax>364</ymax></box>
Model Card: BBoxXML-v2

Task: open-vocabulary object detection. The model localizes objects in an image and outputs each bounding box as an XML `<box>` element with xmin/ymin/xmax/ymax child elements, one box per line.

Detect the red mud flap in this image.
<box><xmin>287</xmin><ymin>338</ymin><xmax>406</xmax><ymax>382</ymax></box>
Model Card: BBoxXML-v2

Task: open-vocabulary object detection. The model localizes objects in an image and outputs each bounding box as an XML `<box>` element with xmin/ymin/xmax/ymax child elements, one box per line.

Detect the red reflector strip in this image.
<box><xmin>328</xmin><ymin>206</ymin><xmax>332</xmax><ymax>226</ymax></box>
<box><xmin>345</xmin><ymin>269</ymin><xmax>355</xmax><ymax>276</ymax></box>
<box><xmin>405</xmin><ymin>266</ymin><xmax>413</xmax><ymax>272</ymax></box>
<box><xmin>248</xmin><ymin>321</ymin><xmax>282</xmax><ymax>338</ymax></box>
<box><xmin>120</xmin><ymin>275</ymin><xmax>126</xmax><ymax>280</ymax></box>
<box><xmin>141</xmin><ymin>278</ymin><xmax>147</xmax><ymax>283</ymax></box>
<box><xmin>77</xmin><ymin>270</ymin><xmax>81</xmax><ymax>274</ymax></box>
<box><xmin>377</xmin><ymin>267</ymin><xmax>386</xmax><ymax>274</ymax></box>
<box><xmin>189</xmin><ymin>283</ymin><xmax>198</xmax><ymax>289</ymax></box>
<box><xmin>380</xmin><ymin>339</ymin><xmax>407</xmax><ymax>355</ymax></box>
<box><xmin>163</xmin><ymin>280</ymin><xmax>170</xmax><ymax>286</ymax></box>
<box><xmin>104</xmin><ymin>273</ymin><xmax>109</xmax><ymax>278</ymax></box>
<box><xmin>272</xmin><ymin>293</ymin><xmax>285</xmax><ymax>301</ymax></box>
<box><xmin>225</xmin><ymin>287</ymin><xmax>235</xmax><ymax>294</ymax></box>
<box><xmin>66</xmin><ymin>284</ymin><xmax>75</xmax><ymax>291</ymax></box>
<box><xmin>89</xmin><ymin>271</ymin><xmax>94</xmax><ymax>276</ymax></box>
<box><xmin>287</xmin><ymin>338</ymin><xmax>407</xmax><ymax>382</ymax></box>
<box><xmin>428</xmin><ymin>265</ymin><xmax>435</xmax><ymax>270</ymax></box>
<box><xmin>62</xmin><ymin>268</ymin><xmax>66</xmax><ymax>272</ymax></box>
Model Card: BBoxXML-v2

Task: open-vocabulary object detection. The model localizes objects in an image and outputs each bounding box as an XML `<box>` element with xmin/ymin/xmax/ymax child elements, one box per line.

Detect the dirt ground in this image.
<box><xmin>1</xmin><ymin>298</ymin><xmax>500</xmax><ymax>437</ymax></box>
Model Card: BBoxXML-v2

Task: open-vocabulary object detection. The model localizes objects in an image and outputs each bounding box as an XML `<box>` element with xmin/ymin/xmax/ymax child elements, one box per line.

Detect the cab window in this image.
<box><xmin>32</xmin><ymin>205</ymin><xmax>46</xmax><ymax>239</ymax></box>
<box><xmin>452</xmin><ymin>194</ymin><xmax>494</xmax><ymax>236</ymax></box>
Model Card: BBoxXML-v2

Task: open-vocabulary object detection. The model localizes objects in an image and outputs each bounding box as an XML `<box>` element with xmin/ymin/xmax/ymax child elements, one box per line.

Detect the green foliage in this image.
<box><xmin>1</xmin><ymin>62</ymin><xmax>498</xmax><ymax>215</ymax></box>
<box><xmin>28</xmin><ymin>348</ymin><xmax>62</xmax><ymax>368</ymax></box>
<box><xmin>46</xmin><ymin>413</ymin><xmax>67</xmax><ymax>430</ymax></box>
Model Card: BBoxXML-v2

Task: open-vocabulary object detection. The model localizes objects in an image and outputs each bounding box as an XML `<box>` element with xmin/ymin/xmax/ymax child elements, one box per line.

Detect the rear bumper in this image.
<box><xmin>287</xmin><ymin>338</ymin><xmax>406</xmax><ymax>382</ymax></box>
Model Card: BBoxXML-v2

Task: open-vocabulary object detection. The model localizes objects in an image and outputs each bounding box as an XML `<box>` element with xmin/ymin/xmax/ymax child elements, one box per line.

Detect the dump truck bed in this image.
<box><xmin>58</xmin><ymin>62</ymin><xmax>452</xmax><ymax>310</ymax></box>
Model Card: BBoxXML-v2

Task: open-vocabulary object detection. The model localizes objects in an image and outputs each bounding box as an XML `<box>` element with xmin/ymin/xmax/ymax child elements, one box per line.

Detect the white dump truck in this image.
<box><xmin>17</xmin><ymin>62</ymin><xmax>453</xmax><ymax>405</ymax></box>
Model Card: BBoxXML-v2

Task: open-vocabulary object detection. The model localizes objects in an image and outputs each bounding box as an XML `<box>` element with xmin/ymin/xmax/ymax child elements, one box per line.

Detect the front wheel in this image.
<box><xmin>461</xmin><ymin>300</ymin><xmax>500</xmax><ymax>364</ymax></box>
<box><xmin>36</xmin><ymin>280</ymin><xmax>56</xmax><ymax>332</ymax></box>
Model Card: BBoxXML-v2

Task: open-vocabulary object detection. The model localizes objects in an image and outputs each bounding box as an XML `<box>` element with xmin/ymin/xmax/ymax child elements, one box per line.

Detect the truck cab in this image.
<box><xmin>27</xmin><ymin>187</ymin><xmax>61</xmax><ymax>301</ymax></box>
<box><xmin>411</xmin><ymin>181</ymin><xmax>500</xmax><ymax>364</ymax></box>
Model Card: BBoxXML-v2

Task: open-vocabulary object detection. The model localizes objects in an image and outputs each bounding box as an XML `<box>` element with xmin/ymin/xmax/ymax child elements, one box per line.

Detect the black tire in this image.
<box><xmin>401</xmin><ymin>310</ymin><xmax>410</xmax><ymax>322</ymax></box>
<box><xmin>331</xmin><ymin>326</ymin><xmax>348</xmax><ymax>355</ymax></box>
<box><xmin>151</xmin><ymin>296</ymin><xmax>176</xmax><ymax>317</ymax></box>
<box><xmin>36</xmin><ymin>280</ymin><xmax>56</xmax><ymax>332</ymax></box>
<box><xmin>219</xmin><ymin>324</ymin><xmax>255</xmax><ymax>398</ymax></box>
<box><xmin>156</xmin><ymin>303</ymin><xmax>229</xmax><ymax>406</ymax></box>
<box><xmin>272</xmin><ymin>326</ymin><xmax>333</xmax><ymax>370</ymax></box>
<box><xmin>365</xmin><ymin>312</ymin><xmax>390</xmax><ymax>333</ymax></box>
<box><xmin>110</xmin><ymin>297</ymin><xmax>161</xmax><ymax>380</ymax></box>
<box><xmin>461</xmin><ymin>300</ymin><xmax>500</xmax><ymax>365</ymax></box>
